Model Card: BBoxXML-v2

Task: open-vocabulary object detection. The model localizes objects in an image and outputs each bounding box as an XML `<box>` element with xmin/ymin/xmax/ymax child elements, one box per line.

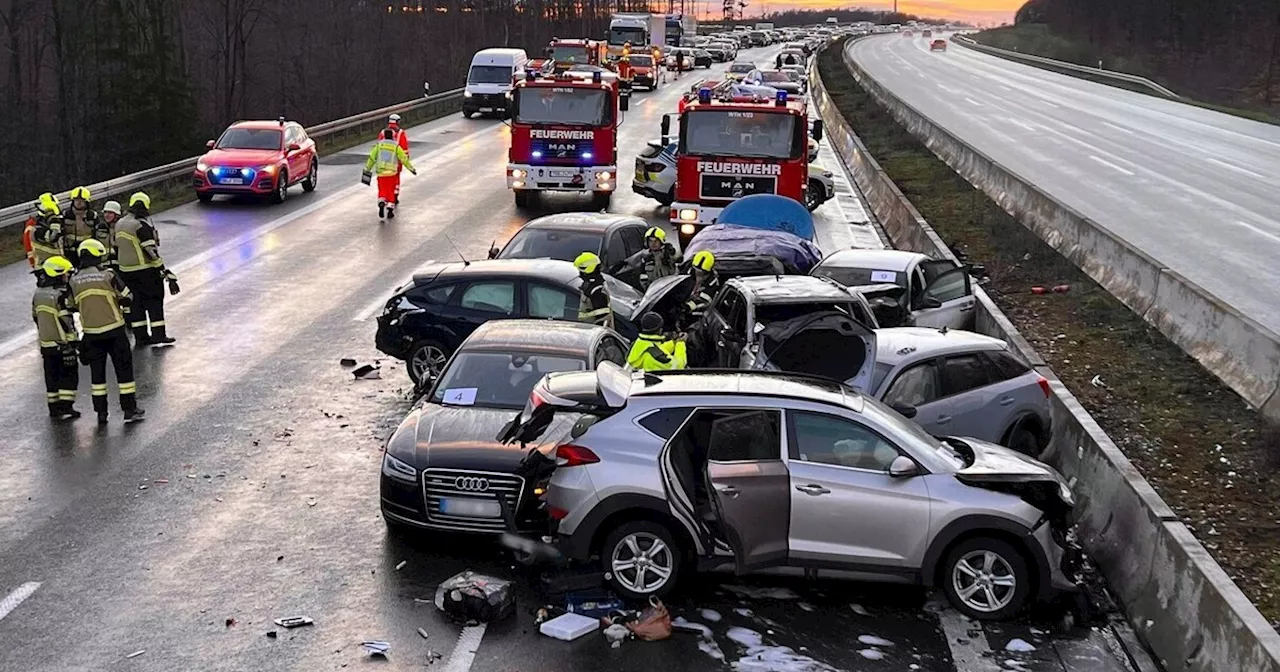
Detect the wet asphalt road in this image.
<box><xmin>0</xmin><ymin>45</ymin><xmax>1144</xmax><ymax>671</ymax></box>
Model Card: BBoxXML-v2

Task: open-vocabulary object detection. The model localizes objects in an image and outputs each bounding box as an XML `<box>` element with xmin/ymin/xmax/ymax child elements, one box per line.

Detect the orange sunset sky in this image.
<box><xmin>729</xmin><ymin>0</ymin><xmax>1024</xmax><ymax>26</ymax></box>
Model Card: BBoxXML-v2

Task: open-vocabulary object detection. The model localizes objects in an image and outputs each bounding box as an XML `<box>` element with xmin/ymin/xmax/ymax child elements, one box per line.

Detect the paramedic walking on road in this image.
<box><xmin>363</xmin><ymin>129</ymin><xmax>417</xmax><ymax>219</ymax></box>
<box><xmin>114</xmin><ymin>192</ymin><xmax>178</xmax><ymax>346</ymax></box>
<box><xmin>387</xmin><ymin>114</ymin><xmax>410</xmax><ymax>204</ymax></box>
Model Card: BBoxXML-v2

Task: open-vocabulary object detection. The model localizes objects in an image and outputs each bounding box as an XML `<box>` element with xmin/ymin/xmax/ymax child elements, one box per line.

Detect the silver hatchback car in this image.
<box><xmin>505</xmin><ymin>364</ymin><xmax>1079</xmax><ymax>620</ymax></box>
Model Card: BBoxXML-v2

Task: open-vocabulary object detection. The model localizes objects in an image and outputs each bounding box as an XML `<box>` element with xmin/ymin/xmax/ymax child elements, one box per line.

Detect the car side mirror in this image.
<box><xmin>919</xmin><ymin>296</ymin><xmax>943</xmax><ymax>309</ymax></box>
<box><xmin>488</xmin><ymin>245</ymin><xmax>500</xmax><ymax>259</ymax></box>
<box><xmin>287</xmin><ymin>143</ymin><xmax>301</xmax><ymax>152</ymax></box>
<box><xmin>811</xmin><ymin>120</ymin><xmax>824</xmax><ymax>142</ymax></box>
<box><xmin>889</xmin><ymin>455</ymin><xmax>919</xmax><ymax>478</ymax></box>
<box><xmin>890</xmin><ymin>403</ymin><xmax>917</xmax><ymax>419</ymax></box>
<box><xmin>206</xmin><ymin>140</ymin><xmax>216</xmax><ymax>149</ymax></box>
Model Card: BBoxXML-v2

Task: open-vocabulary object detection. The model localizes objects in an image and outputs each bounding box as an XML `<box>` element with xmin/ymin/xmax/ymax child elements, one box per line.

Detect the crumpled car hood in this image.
<box><xmin>947</xmin><ymin>437</ymin><xmax>1074</xmax><ymax>511</ymax></box>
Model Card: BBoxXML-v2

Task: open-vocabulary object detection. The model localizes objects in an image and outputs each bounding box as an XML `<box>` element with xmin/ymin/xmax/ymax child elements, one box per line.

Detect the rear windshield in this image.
<box><xmin>516</xmin><ymin>87</ymin><xmax>609</xmax><ymax>126</ymax></box>
<box><xmin>217</xmin><ymin>128</ymin><xmax>281</xmax><ymax>150</ymax></box>
<box><xmin>759</xmin><ymin>71</ymin><xmax>790</xmax><ymax>82</ymax></box>
<box><xmin>683</xmin><ymin>109</ymin><xmax>797</xmax><ymax>160</ymax></box>
<box><xmin>468</xmin><ymin>65</ymin><xmax>512</xmax><ymax>84</ymax></box>
<box><xmin>499</xmin><ymin>228</ymin><xmax>603</xmax><ymax>262</ymax></box>
<box><xmin>729</xmin><ymin>63</ymin><xmax>755</xmax><ymax>73</ymax></box>
<box><xmin>432</xmin><ymin>352</ymin><xmax>586</xmax><ymax>409</ymax></box>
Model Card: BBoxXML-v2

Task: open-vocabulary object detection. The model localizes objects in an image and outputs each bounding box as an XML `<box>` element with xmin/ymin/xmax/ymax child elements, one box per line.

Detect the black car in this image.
<box><xmin>691</xmin><ymin>49</ymin><xmax>714</xmax><ymax>68</ymax></box>
<box><xmin>489</xmin><ymin>212</ymin><xmax>652</xmax><ymax>290</ymax></box>
<box><xmin>375</xmin><ymin>259</ymin><xmax>642</xmax><ymax>385</ymax></box>
<box><xmin>380</xmin><ymin>320</ymin><xmax>631</xmax><ymax>536</ymax></box>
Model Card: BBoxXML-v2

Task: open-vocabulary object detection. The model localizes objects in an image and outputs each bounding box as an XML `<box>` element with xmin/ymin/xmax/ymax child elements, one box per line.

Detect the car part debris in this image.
<box><xmin>266</xmin><ymin>630</ymin><xmax>278</xmax><ymax>639</ymax></box>
<box><xmin>395</xmin><ymin>560</ymin><xmax>407</xmax><ymax>571</ymax></box>
<box><xmin>603</xmin><ymin>623</ymin><xmax>631</xmax><ymax>648</ymax></box>
<box><xmin>125</xmin><ymin>650</ymin><xmax>146</xmax><ymax>659</ymax></box>
<box><xmin>500</xmin><ymin>532</ymin><xmax>562</xmax><ymax>563</ymax></box>
<box><xmin>540</xmin><ymin>612</ymin><xmax>600</xmax><ymax>641</ymax></box>
<box><xmin>434</xmin><ymin>571</ymin><xmax>515</xmax><ymax>623</ymax></box>
<box><xmin>417</xmin><ymin>627</ymin><xmax>429</xmax><ymax>639</ymax></box>
<box><xmin>352</xmin><ymin>364</ymin><xmax>381</xmax><ymax>379</ymax></box>
<box><xmin>361</xmin><ymin>640</ymin><xmax>391</xmax><ymax>657</ymax></box>
<box><xmin>340</xmin><ymin>358</ymin><xmax>357</xmax><ymax>367</ymax></box>
<box><xmin>274</xmin><ymin>616</ymin><xmax>313</xmax><ymax>629</ymax></box>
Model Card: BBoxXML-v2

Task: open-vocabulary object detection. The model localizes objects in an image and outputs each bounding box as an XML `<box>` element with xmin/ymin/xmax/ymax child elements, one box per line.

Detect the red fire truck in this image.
<box><xmin>662</xmin><ymin>84</ymin><xmax>824</xmax><ymax>246</ymax></box>
<box><xmin>544</xmin><ymin>38</ymin><xmax>607</xmax><ymax>72</ymax></box>
<box><xmin>507</xmin><ymin>69</ymin><xmax>631</xmax><ymax>209</ymax></box>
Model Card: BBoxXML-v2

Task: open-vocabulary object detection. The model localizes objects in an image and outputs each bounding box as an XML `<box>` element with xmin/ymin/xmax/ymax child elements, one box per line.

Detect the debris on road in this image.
<box><xmin>417</xmin><ymin>627</ymin><xmax>429</xmax><ymax>639</ymax></box>
<box><xmin>624</xmin><ymin>597</ymin><xmax>671</xmax><ymax>641</ymax></box>
<box><xmin>266</xmin><ymin>631</ymin><xmax>278</xmax><ymax>639</ymax></box>
<box><xmin>603</xmin><ymin>623</ymin><xmax>630</xmax><ymax>648</ymax></box>
<box><xmin>154</xmin><ymin>479</ymin><xmax>169</xmax><ymax>484</ymax></box>
<box><xmin>857</xmin><ymin>634</ymin><xmax>892</xmax><ymax>647</ymax></box>
<box><xmin>361</xmin><ymin>640</ymin><xmax>391</xmax><ymax>657</ymax></box>
<box><xmin>274</xmin><ymin>616</ymin><xmax>314</xmax><ymax>629</ymax></box>
<box><xmin>798</xmin><ymin>602</ymin><xmax>815</xmax><ymax>612</ymax></box>
<box><xmin>1005</xmin><ymin>637</ymin><xmax>1037</xmax><ymax>652</ymax></box>
<box><xmin>434</xmin><ymin>571</ymin><xmax>515</xmax><ymax>623</ymax></box>
<box><xmin>564</xmin><ymin>590</ymin><xmax>624</xmax><ymax>619</ymax></box>
<box><xmin>672</xmin><ymin>617</ymin><xmax>726</xmax><ymax>661</ymax></box>
<box><xmin>395</xmin><ymin>560</ymin><xmax>407</xmax><ymax>571</ymax></box>
<box><xmin>125</xmin><ymin>650</ymin><xmax>146</xmax><ymax>659</ymax></box>
<box><xmin>340</xmin><ymin>358</ymin><xmax>357</xmax><ymax>367</ymax></box>
<box><xmin>225</xmin><ymin>618</ymin><xmax>236</xmax><ymax>628</ymax></box>
<box><xmin>352</xmin><ymin>364</ymin><xmax>381</xmax><ymax>380</ymax></box>
<box><xmin>539</xmin><ymin>612</ymin><xmax>600</xmax><ymax>641</ymax></box>
<box><xmin>1090</xmin><ymin>374</ymin><xmax>1106</xmax><ymax>388</ymax></box>
<box><xmin>850</xmin><ymin>603</ymin><xmax>870</xmax><ymax>616</ymax></box>
<box><xmin>700</xmin><ymin>608</ymin><xmax>722</xmax><ymax>622</ymax></box>
<box><xmin>722</xmin><ymin>585</ymin><xmax>800</xmax><ymax>600</ymax></box>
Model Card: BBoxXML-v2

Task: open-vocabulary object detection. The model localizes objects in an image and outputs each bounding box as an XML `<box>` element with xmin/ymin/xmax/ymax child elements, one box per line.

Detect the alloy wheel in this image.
<box><xmin>411</xmin><ymin>344</ymin><xmax>448</xmax><ymax>383</ymax></box>
<box><xmin>951</xmin><ymin>549</ymin><xmax>1018</xmax><ymax>613</ymax></box>
<box><xmin>610</xmin><ymin>532</ymin><xmax>674</xmax><ymax>594</ymax></box>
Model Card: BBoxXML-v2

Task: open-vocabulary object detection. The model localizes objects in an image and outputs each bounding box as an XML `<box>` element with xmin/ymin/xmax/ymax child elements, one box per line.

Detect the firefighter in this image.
<box><xmin>31</xmin><ymin>192</ymin><xmax>65</xmax><ymax>268</ymax></box>
<box><xmin>99</xmin><ymin>200</ymin><xmax>123</xmax><ymax>265</ymax></box>
<box><xmin>114</xmin><ymin>192</ymin><xmax>178</xmax><ymax>346</ymax></box>
<box><xmin>33</xmin><ymin>256</ymin><xmax>81</xmax><ymax>420</ymax></box>
<box><xmin>22</xmin><ymin>207</ymin><xmax>38</xmax><ymax>269</ymax></box>
<box><xmin>70</xmin><ymin>240</ymin><xmax>144</xmax><ymax>424</ymax></box>
<box><xmin>627</xmin><ymin>312</ymin><xmax>687</xmax><ymax>371</ymax></box>
<box><xmin>574</xmin><ymin>251</ymin><xmax>614</xmax><ymax>328</ymax></box>
<box><xmin>387</xmin><ymin>114</ymin><xmax>410</xmax><ymax>204</ymax></box>
<box><xmin>62</xmin><ymin>186</ymin><xmax>101</xmax><ymax>258</ymax></box>
<box><xmin>626</xmin><ymin>226</ymin><xmax>679</xmax><ymax>289</ymax></box>
<box><xmin>681</xmin><ymin>250</ymin><xmax>721</xmax><ymax>328</ymax></box>
<box><xmin>363</xmin><ymin>128</ymin><xmax>418</xmax><ymax>219</ymax></box>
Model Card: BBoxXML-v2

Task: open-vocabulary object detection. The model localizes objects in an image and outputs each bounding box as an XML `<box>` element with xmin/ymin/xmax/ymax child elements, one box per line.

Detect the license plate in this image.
<box><xmin>479</xmin><ymin>107</ymin><xmax>494</xmax><ymax>112</ymax></box>
<box><xmin>439</xmin><ymin>498</ymin><xmax>501</xmax><ymax>518</ymax></box>
<box><xmin>550</xmin><ymin>169</ymin><xmax>576</xmax><ymax>177</ymax></box>
<box><xmin>220</xmin><ymin>177</ymin><xmax>244</xmax><ymax>185</ymax></box>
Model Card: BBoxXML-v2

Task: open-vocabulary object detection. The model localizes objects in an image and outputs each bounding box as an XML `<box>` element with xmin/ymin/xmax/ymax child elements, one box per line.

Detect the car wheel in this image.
<box><xmin>302</xmin><ymin>160</ymin><xmax>318</xmax><ymax>192</ymax></box>
<box><xmin>591</xmin><ymin>191</ymin><xmax>612</xmax><ymax>210</ymax></box>
<box><xmin>196</xmin><ymin>192</ymin><xmax>213</xmax><ymax>204</ymax></box>
<box><xmin>804</xmin><ymin>182</ymin><xmax>823</xmax><ymax>211</ymax></box>
<box><xmin>463</xmin><ymin>109</ymin><xmax>475</xmax><ymax>119</ymax></box>
<box><xmin>602</xmin><ymin>521</ymin><xmax>682</xmax><ymax>600</ymax></box>
<box><xmin>407</xmin><ymin>340</ymin><xmax>450</xmax><ymax>386</ymax></box>
<box><xmin>1007</xmin><ymin>423</ymin><xmax>1040</xmax><ymax>456</ymax></box>
<box><xmin>271</xmin><ymin>170</ymin><xmax>288</xmax><ymax>204</ymax></box>
<box><xmin>942</xmin><ymin>537</ymin><xmax>1031</xmax><ymax>621</ymax></box>
<box><xmin>514</xmin><ymin>190</ymin><xmax>533</xmax><ymax>209</ymax></box>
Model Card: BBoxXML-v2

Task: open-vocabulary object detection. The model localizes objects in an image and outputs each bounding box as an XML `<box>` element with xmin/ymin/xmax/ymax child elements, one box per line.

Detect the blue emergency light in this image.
<box><xmin>698</xmin><ymin>88</ymin><xmax>712</xmax><ymax>104</ymax></box>
<box><xmin>776</xmin><ymin>90</ymin><xmax>788</xmax><ymax>106</ymax></box>
<box><xmin>526</xmin><ymin>70</ymin><xmax>537</xmax><ymax>81</ymax></box>
<box><xmin>582</xmin><ymin>151</ymin><xmax>594</xmax><ymax>161</ymax></box>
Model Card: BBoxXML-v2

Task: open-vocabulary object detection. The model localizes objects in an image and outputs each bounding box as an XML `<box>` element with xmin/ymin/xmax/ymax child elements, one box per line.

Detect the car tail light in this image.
<box><xmin>548</xmin><ymin>506</ymin><xmax>570</xmax><ymax>520</ymax></box>
<box><xmin>555</xmin><ymin>443</ymin><xmax>600</xmax><ymax>467</ymax></box>
<box><xmin>1037</xmin><ymin>375</ymin><xmax>1052</xmax><ymax>399</ymax></box>
<box><xmin>529</xmin><ymin>387</ymin><xmax>550</xmax><ymax>413</ymax></box>
<box><xmin>644</xmin><ymin>162</ymin><xmax>666</xmax><ymax>173</ymax></box>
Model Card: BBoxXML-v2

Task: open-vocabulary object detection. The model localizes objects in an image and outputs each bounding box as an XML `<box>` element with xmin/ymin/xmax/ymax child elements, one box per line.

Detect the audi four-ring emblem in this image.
<box><xmin>454</xmin><ymin>476</ymin><xmax>491</xmax><ymax>492</ymax></box>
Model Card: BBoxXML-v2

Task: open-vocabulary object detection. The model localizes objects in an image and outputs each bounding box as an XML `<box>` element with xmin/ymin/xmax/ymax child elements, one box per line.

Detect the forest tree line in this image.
<box><xmin>1011</xmin><ymin>0</ymin><xmax>1280</xmax><ymax>114</ymax></box>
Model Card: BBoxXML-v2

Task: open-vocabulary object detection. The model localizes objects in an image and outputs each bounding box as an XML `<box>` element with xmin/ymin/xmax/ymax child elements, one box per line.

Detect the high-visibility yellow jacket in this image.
<box><xmin>33</xmin><ymin>284</ymin><xmax>77</xmax><ymax>348</ymax></box>
<box><xmin>69</xmin><ymin>266</ymin><xmax>129</xmax><ymax>335</ymax></box>
<box><xmin>365</xmin><ymin>139</ymin><xmax>416</xmax><ymax>177</ymax></box>
<box><xmin>628</xmin><ymin>333</ymin><xmax>687</xmax><ymax>371</ymax></box>
<box><xmin>115</xmin><ymin>214</ymin><xmax>164</xmax><ymax>273</ymax></box>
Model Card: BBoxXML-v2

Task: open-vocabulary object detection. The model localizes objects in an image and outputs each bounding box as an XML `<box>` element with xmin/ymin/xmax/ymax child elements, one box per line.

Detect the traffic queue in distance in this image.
<box><xmin>374</xmin><ymin>21</ymin><xmax>1081</xmax><ymax>620</ymax></box>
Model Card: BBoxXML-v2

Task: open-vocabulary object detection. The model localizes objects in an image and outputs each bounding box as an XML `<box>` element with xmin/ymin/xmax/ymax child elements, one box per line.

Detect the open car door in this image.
<box><xmin>705</xmin><ymin>410</ymin><xmax>790</xmax><ymax>573</ymax></box>
<box><xmin>912</xmin><ymin>259</ymin><xmax>974</xmax><ymax>329</ymax></box>
<box><xmin>754</xmin><ymin>311</ymin><xmax>877</xmax><ymax>391</ymax></box>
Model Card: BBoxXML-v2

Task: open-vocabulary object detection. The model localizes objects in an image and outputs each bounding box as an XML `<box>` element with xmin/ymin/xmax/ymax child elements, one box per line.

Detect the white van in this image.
<box><xmin>464</xmin><ymin>48</ymin><xmax>528</xmax><ymax>118</ymax></box>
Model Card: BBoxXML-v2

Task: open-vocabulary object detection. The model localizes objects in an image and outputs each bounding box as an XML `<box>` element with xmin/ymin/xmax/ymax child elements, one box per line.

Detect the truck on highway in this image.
<box><xmin>666</xmin><ymin>14</ymin><xmax>697</xmax><ymax>47</ymax></box>
<box><xmin>661</xmin><ymin>84</ymin><xmax>826</xmax><ymax>247</ymax></box>
<box><xmin>507</xmin><ymin>69</ymin><xmax>630</xmax><ymax>210</ymax></box>
<box><xmin>825</xmin><ymin>17</ymin><xmax>838</xmax><ymax>25</ymax></box>
<box><xmin>607</xmin><ymin>13</ymin><xmax>665</xmax><ymax>60</ymax></box>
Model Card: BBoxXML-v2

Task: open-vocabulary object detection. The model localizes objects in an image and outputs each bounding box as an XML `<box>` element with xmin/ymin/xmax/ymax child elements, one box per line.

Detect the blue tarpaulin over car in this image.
<box><xmin>684</xmin><ymin>224</ymin><xmax>823</xmax><ymax>275</ymax></box>
<box><xmin>717</xmin><ymin>194</ymin><xmax>816</xmax><ymax>242</ymax></box>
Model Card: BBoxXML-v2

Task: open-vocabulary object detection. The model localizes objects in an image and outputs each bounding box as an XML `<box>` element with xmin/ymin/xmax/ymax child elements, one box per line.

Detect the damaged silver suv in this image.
<box><xmin>503</xmin><ymin>363</ymin><xmax>1080</xmax><ymax>620</ymax></box>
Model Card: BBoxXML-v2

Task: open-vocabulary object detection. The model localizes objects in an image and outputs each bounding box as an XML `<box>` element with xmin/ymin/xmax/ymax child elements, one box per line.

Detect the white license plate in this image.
<box><xmin>479</xmin><ymin>107</ymin><xmax>494</xmax><ymax>112</ymax></box>
<box><xmin>549</xmin><ymin>170</ymin><xmax>576</xmax><ymax>177</ymax></box>
<box><xmin>439</xmin><ymin>498</ymin><xmax>501</xmax><ymax>518</ymax></box>
<box><xmin>220</xmin><ymin>177</ymin><xmax>244</xmax><ymax>185</ymax></box>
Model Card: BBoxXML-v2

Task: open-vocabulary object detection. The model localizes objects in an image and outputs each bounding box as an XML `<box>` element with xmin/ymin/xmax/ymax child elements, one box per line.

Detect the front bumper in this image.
<box><xmin>374</xmin><ymin>315</ymin><xmax>413</xmax><ymax>360</ymax></box>
<box><xmin>508</xmin><ymin>164</ymin><xmax>617</xmax><ymax>193</ymax></box>
<box><xmin>380</xmin><ymin>463</ymin><xmax>547</xmax><ymax>535</ymax></box>
<box><xmin>463</xmin><ymin>93</ymin><xmax>510</xmax><ymax>113</ymax></box>
<box><xmin>632</xmin><ymin>180</ymin><xmax>670</xmax><ymax>201</ymax></box>
<box><xmin>192</xmin><ymin>169</ymin><xmax>278</xmax><ymax>195</ymax></box>
<box><xmin>1034</xmin><ymin>519</ymin><xmax>1083</xmax><ymax>596</ymax></box>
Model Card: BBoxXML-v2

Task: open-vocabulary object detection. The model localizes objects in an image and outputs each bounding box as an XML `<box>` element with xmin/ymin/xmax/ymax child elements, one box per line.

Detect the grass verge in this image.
<box><xmin>819</xmin><ymin>42</ymin><xmax>1280</xmax><ymax>624</ymax></box>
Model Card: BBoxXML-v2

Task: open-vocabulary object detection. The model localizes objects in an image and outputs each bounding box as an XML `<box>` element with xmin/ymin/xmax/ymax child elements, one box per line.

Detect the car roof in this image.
<box><xmin>412</xmin><ymin>259</ymin><xmax>579</xmax><ymax>285</ymax></box>
<box><xmin>632</xmin><ymin>369</ymin><xmax>863</xmax><ymax>412</ymax></box>
<box><xmin>818</xmin><ymin>249</ymin><xmax>927</xmax><ymax>272</ymax></box>
<box><xmin>228</xmin><ymin>120</ymin><xmax>291</xmax><ymax>130</ymax></box>
<box><xmin>874</xmin><ymin>327</ymin><xmax>1007</xmax><ymax>365</ymax></box>
<box><xmin>729</xmin><ymin>275</ymin><xmax>855</xmax><ymax>303</ymax></box>
<box><xmin>521</xmin><ymin>212</ymin><xmax>646</xmax><ymax>233</ymax></box>
<box><xmin>461</xmin><ymin>319</ymin><xmax>609</xmax><ymax>355</ymax></box>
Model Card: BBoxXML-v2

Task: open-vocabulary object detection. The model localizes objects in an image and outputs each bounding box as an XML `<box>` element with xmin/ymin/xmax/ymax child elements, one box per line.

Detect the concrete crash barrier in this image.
<box><xmin>949</xmin><ymin>35</ymin><xmax>1181</xmax><ymax>100</ymax></box>
<box><xmin>834</xmin><ymin>40</ymin><xmax>1280</xmax><ymax>426</ymax></box>
<box><xmin>810</xmin><ymin>42</ymin><xmax>1280</xmax><ymax>672</ymax></box>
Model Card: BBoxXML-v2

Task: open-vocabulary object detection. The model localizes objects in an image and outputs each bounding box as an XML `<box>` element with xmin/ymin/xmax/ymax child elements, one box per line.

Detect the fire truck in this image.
<box><xmin>544</xmin><ymin>38</ymin><xmax>607</xmax><ymax>72</ymax></box>
<box><xmin>662</xmin><ymin>84</ymin><xmax>825</xmax><ymax>247</ymax></box>
<box><xmin>507</xmin><ymin>69</ymin><xmax>631</xmax><ymax>209</ymax></box>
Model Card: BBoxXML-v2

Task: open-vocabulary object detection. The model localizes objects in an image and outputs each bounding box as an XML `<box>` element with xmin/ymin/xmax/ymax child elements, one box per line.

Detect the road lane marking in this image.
<box><xmin>0</xmin><ymin>582</ymin><xmax>40</xmax><ymax>622</ymax></box>
<box><xmin>1208</xmin><ymin>157</ymin><xmax>1267</xmax><ymax>180</ymax></box>
<box><xmin>443</xmin><ymin>623</ymin><xmax>486</xmax><ymax>672</ymax></box>
<box><xmin>964</xmin><ymin>97</ymin><xmax>983</xmax><ymax>107</ymax></box>
<box><xmin>1103</xmin><ymin>121</ymin><xmax>1135</xmax><ymax>135</ymax></box>
<box><xmin>1231</xmin><ymin>220</ymin><xmax>1280</xmax><ymax>245</ymax></box>
<box><xmin>933</xmin><ymin>601</ymin><xmax>1001</xmax><ymax>672</ymax></box>
<box><xmin>0</xmin><ymin>125</ymin><xmax>497</xmax><ymax>360</ymax></box>
<box><xmin>1089</xmin><ymin>155</ymin><xmax>1136</xmax><ymax>176</ymax></box>
<box><xmin>636</xmin><ymin>98</ymin><xmax>650</xmax><ymax>106</ymax></box>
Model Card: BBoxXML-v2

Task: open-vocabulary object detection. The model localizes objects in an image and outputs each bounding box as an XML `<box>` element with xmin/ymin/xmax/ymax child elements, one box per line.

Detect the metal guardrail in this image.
<box><xmin>0</xmin><ymin>88</ymin><xmax>465</xmax><ymax>230</ymax></box>
<box><xmin>951</xmin><ymin>35</ymin><xmax>1181</xmax><ymax>100</ymax></box>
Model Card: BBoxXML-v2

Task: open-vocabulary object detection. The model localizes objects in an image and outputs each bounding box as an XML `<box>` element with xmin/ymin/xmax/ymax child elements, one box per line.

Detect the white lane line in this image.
<box><xmin>0</xmin><ymin>125</ymin><xmax>496</xmax><ymax>360</ymax></box>
<box><xmin>1207</xmin><ymin>157</ymin><xmax>1267</xmax><ymax>180</ymax></box>
<box><xmin>636</xmin><ymin>98</ymin><xmax>650</xmax><ymax>106</ymax></box>
<box><xmin>1103</xmin><ymin>121</ymin><xmax>1135</xmax><ymax>135</ymax></box>
<box><xmin>351</xmin><ymin>260</ymin><xmax>438</xmax><ymax>322</ymax></box>
<box><xmin>1231</xmin><ymin>220</ymin><xmax>1280</xmax><ymax>245</ymax></box>
<box><xmin>1089</xmin><ymin>155</ymin><xmax>1136</xmax><ymax>176</ymax></box>
<box><xmin>964</xmin><ymin>97</ymin><xmax>983</xmax><ymax>107</ymax></box>
<box><xmin>443</xmin><ymin>623</ymin><xmax>487</xmax><ymax>672</ymax></box>
<box><xmin>934</xmin><ymin>602</ymin><xmax>1001</xmax><ymax>672</ymax></box>
<box><xmin>1007</xmin><ymin>118</ymin><xmax>1039</xmax><ymax>133</ymax></box>
<box><xmin>0</xmin><ymin>582</ymin><xmax>40</xmax><ymax>622</ymax></box>
<box><xmin>998</xmin><ymin>84</ymin><xmax>1014</xmax><ymax>92</ymax></box>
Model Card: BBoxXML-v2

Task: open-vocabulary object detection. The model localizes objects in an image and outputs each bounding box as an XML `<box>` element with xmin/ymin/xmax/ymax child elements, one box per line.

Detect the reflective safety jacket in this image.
<box><xmin>32</xmin><ymin>212</ymin><xmax>65</xmax><ymax>267</ymax></box>
<box><xmin>69</xmin><ymin>265</ymin><xmax>129</xmax><ymax>335</ymax></box>
<box><xmin>578</xmin><ymin>273</ymin><xmax>614</xmax><ymax>328</ymax></box>
<box><xmin>114</xmin><ymin>214</ymin><xmax>164</xmax><ymax>272</ymax></box>
<box><xmin>63</xmin><ymin>208</ymin><xmax>104</xmax><ymax>256</ymax></box>
<box><xmin>365</xmin><ymin>139</ymin><xmax>416</xmax><ymax>177</ymax></box>
<box><xmin>32</xmin><ymin>284</ymin><xmax>77</xmax><ymax>348</ymax></box>
<box><xmin>637</xmin><ymin>244</ymin><xmax>679</xmax><ymax>289</ymax></box>
<box><xmin>627</xmin><ymin>333</ymin><xmax>687</xmax><ymax>371</ymax></box>
<box><xmin>683</xmin><ymin>271</ymin><xmax>721</xmax><ymax>324</ymax></box>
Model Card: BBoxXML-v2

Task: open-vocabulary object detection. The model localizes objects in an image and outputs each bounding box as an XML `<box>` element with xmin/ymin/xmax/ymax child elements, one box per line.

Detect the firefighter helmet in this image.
<box><xmin>77</xmin><ymin>239</ymin><xmax>108</xmax><ymax>258</ymax></box>
<box><xmin>574</xmin><ymin>251</ymin><xmax>601</xmax><ymax>274</ymax></box>
<box><xmin>691</xmin><ymin>250</ymin><xmax>715</xmax><ymax>272</ymax></box>
<box><xmin>128</xmin><ymin>191</ymin><xmax>151</xmax><ymax>210</ymax></box>
<box><xmin>644</xmin><ymin>226</ymin><xmax>666</xmax><ymax>242</ymax></box>
<box><xmin>37</xmin><ymin>192</ymin><xmax>60</xmax><ymax>215</ymax></box>
<box><xmin>70</xmin><ymin>186</ymin><xmax>92</xmax><ymax>201</ymax></box>
<box><xmin>42</xmin><ymin>256</ymin><xmax>74</xmax><ymax>278</ymax></box>
<box><xmin>103</xmin><ymin>201</ymin><xmax>123</xmax><ymax>216</ymax></box>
